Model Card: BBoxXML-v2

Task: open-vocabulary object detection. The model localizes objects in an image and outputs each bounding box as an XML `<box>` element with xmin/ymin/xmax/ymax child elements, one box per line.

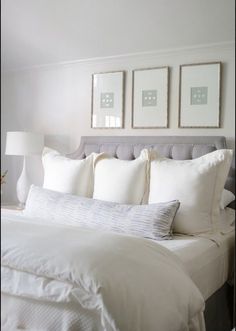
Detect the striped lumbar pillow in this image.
<box><xmin>24</xmin><ymin>185</ymin><xmax>180</xmax><ymax>241</ymax></box>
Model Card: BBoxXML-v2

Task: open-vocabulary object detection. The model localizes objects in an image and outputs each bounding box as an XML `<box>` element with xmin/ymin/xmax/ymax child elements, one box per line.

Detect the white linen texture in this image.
<box><xmin>1</xmin><ymin>293</ymin><xmax>103</xmax><ymax>331</ymax></box>
<box><xmin>148</xmin><ymin>149</ymin><xmax>233</xmax><ymax>234</ymax></box>
<box><xmin>93</xmin><ymin>149</ymin><xmax>149</xmax><ymax>204</ymax></box>
<box><xmin>42</xmin><ymin>147</ymin><xmax>97</xmax><ymax>197</ymax></box>
<box><xmin>24</xmin><ymin>185</ymin><xmax>180</xmax><ymax>240</ymax></box>
<box><xmin>1</xmin><ymin>216</ymin><xmax>205</xmax><ymax>331</ymax></box>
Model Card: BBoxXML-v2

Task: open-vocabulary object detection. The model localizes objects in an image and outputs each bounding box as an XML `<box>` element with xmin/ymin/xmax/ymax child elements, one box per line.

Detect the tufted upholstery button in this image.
<box><xmin>84</xmin><ymin>144</ymin><xmax>100</xmax><ymax>156</ymax></box>
<box><xmin>133</xmin><ymin>144</ymin><xmax>153</xmax><ymax>158</ymax></box>
<box><xmin>171</xmin><ymin>144</ymin><xmax>193</xmax><ymax>160</ymax></box>
<box><xmin>192</xmin><ymin>145</ymin><xmax>216</xmax><ymax>159</ymax></box>
<box><xmin>133</xmin><ymin>145</ymin><xmax>143</xmax><ymax>158</ymax></box>
<box><xmin>116</xmin><ymin>145</ymin><xmax>134</xmax><ymax>160</ymax></box>
<box><xmin>153</xmin><ymin>144</ymin><xmax>172</xmax><ymax>158</ymax></box>
<box><xmin>100</xmin><ymin>144</ymin><xmax>117</xmax><ymax>157</ymax></box>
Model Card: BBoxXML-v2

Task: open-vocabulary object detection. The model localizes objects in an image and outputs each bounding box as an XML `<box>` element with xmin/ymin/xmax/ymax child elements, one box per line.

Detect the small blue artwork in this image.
<box><xmin>142</xmin><ymin>90</ymin><xmax>157</xmax><ymax>107</ymax></box>
<box><xmin>100</xmin><ymin>92</ymin><xmax>114</xmax><ymax>108</ymax></box>
<box><xmin>190</xmin><ymin>87</ymin><xmax>208</xmax><ymax>105</ymax></box>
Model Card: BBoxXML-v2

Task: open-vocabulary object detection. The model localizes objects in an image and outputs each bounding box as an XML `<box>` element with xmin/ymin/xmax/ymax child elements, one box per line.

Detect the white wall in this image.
<box><xmin>1</xmin><ymin>43</ymin><xmax>235</xmax><ymax>203</ymax></box>
<box><xmin>2</xmin><ymin>0</ymin><xmax>234</xmax><ymax>71</ymax></box>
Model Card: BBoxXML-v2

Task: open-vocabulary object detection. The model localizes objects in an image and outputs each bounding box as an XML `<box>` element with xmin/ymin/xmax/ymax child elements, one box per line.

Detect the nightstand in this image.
<box><xmin>1</xmin><ymin>204</ymin><xmax>24</xmax><ymax>210</ymax></box>
<box><xmin>1</xmin><ymin>204</ymin><xmax>24</xmax><ymax>216</ymax></box>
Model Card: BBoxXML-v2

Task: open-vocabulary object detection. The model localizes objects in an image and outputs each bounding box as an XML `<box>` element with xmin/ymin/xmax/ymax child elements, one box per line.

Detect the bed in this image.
<box><xmin>1</xmin><ymin>135</ymin><xmax>235</xmax><ymax>331</ymax></box>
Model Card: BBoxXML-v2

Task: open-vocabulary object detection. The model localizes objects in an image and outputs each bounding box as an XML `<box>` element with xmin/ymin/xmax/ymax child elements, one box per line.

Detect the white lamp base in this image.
<box><xmin>16</xmin><ymin>156</ymin><xmax>31</xmax><ymax>207</ymax></box>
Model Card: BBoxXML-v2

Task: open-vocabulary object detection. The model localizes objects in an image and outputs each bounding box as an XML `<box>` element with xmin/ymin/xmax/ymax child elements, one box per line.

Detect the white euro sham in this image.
<box><xmin>42</xmin><ymin>147</ymin><xmax>96</xmax><ymax>197</ymax></box>
<box><xmin>148</xmin><ymin>149</ymin><xmax>233</xmax><ymax>234</ymax></box>
<box><xmin>93</xmin><ymin>149</ymin><xmax>149</xmax><ymax>204</ymax></box>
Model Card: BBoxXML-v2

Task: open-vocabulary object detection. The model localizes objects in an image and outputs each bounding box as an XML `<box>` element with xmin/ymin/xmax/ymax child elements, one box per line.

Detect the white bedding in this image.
<box><xmin>160</xmin><ymin>207</ymin><xmax>235</xmax><ymax>300</ymax></box>
<box><xmin>2</xmin><ymin>293</ymin><xmax>103</xmax><ymax>331</ymax></box>
<box><xmin>2</xmin><ymin>208</ymin><xmax>234</xmax><ymax>301</ymax></box>
<box><xmin>160</xmin><ymin>231</ymin><xmax>234</xmax><ymax>300</ymax></box>
<box><xmin>1</xmin><ymin>212</ymin><xmax>205</xmax><ymax>331</ymax></box>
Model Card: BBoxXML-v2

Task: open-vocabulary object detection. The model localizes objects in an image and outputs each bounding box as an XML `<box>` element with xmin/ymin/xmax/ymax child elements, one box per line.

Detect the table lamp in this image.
<box><xmin>5</xmin><ymin>131</ymin><xmax>44</xmax><ymax>206</ymax></box>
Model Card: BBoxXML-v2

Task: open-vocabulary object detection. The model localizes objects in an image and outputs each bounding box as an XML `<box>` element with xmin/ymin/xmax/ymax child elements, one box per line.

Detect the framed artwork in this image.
<box><xmin>132</xmin><ymin>66</ymin><xmax>169</xmax><ymax>128</ymax></box>
<box><xmin>91</xmin><ymin>71</ymin><xmax>125</xmax><ymax>129</ymax></box>
<box><xmin>178</xmin><ymin>62</ymin><xmax>221</xmax><ymax>128</ymax></box>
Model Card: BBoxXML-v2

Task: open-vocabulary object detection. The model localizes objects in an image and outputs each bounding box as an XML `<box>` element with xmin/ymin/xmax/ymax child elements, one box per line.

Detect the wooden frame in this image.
<box><xmin>91</xmin><ymin>70</ymin><xmax>125</xmax><ymax>129</ymax></box>
<box><xmin>178</xmin><ymin>62</ymin><xmax>221</xmax><ymax>128</ymax></box>
<box><xmin>132</xmin><ymin>66</ymin><xmax>169</xmax><ymax>129</ymax></box>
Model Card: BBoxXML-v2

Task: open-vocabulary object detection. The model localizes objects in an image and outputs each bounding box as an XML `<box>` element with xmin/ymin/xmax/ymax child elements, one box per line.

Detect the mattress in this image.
<box><xmin>159</xmin><ymin>208</ymin><xmax>235</xmax><ymax>300</ymax></box>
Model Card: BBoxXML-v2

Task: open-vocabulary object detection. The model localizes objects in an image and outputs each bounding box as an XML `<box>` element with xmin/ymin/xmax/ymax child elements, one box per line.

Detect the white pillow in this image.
<box><xmin>93</xmin><ymin>149</ymin><xmax>149</xmax><ymax>204</ymax></box>
<box><xmin>220</xmin><ymin>189</ymin><xmax>235</xmax><ymax>209</ymax></box>
<box><xmin>148</xmin><ymin>149</ymin><xmax>233</xmax><ymax>234</ymax></box>
<box><xmin>42</xmin><ymin>147</ymin><xmax>96</xmax><ymax>197</ymax></box>
<box><xmin>24</xmin><ymin>185</ymin><xmax>180</xmax><ymax>241</ymax></box>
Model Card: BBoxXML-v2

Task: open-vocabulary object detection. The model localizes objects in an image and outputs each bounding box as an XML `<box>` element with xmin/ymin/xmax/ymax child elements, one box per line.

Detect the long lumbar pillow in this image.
<box><xmin>148</xmin><ymin>149</ymin><xmax>233</xmax><ymax>234</ymax></box>
<box><xmin>24</xmin><ymin>185</ymin><xmax>180</xmax><ymax>241</ymax></box>
<box><xmin>42</xmin><ymin>147</ymin><xmax>97</xmax><ymax>197</ymax></box>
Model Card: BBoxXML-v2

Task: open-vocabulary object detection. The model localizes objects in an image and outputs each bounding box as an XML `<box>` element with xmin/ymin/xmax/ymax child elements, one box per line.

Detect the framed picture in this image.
<box><xmin>132</xmin><ymin>66</ymin><xmax>169</xmax><ymax>128</ymax></box>
<box><xmin>179</xmin><ymin>62</ymin><xmax>221</xmax><ymax>128</ymax></box>
<box><xmin>91</xmin><ymin>71</ymin><xmax>125</xmax><ymax>129</ymax></box>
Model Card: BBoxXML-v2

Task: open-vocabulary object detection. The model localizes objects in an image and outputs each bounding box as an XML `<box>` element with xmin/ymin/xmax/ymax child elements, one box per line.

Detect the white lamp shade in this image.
<box><xmin>5</xmin><ymin>131</ymin><xmax>44</xmax><ymax>156</ymax></box>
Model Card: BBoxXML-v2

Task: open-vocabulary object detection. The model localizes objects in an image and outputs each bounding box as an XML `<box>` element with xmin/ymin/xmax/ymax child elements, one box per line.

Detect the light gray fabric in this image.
<box><xmin>67</xmin><ymin>136</ymin><xmax>235</xmax><ymax>208</ymax></box>
<box><xmin>24</xmin><ymin>186</ymin><xmax>180</xmax><ymax>240</ymax></box>
<box><xmin>68</xmin><ymin>136</ymin><xmax>226</xmax><ymax>160</ymax></box>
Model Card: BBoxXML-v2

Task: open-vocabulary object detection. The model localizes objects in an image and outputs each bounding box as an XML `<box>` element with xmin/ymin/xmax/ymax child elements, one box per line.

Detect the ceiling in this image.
<box><xmin>1</xmin><ymin>0</ymin><xmax>235</xmax><ymax>71</ymax></box>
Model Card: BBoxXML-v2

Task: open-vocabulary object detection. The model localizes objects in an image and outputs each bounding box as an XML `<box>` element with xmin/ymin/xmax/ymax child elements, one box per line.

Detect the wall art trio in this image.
<box><xmin>91</xmin><ymin>62</ymin><xmax>221</xmax><ymax>129</ymax></box>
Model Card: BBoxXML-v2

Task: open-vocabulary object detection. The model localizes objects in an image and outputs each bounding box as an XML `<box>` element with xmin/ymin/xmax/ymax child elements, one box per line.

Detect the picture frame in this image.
<box><xmin>132</xmin><ymin>66</ymin><xmax>169</xmax><ymax>128</ymax></box>
<box><xmin>91</xmin><ymin>70</ymin><xmax>125</xmax><ymax>129</ymax></box>
<box><xmin>178</xmin><ymin>62</ymin><xmax>221</xmax><ymax>128</ymax></box>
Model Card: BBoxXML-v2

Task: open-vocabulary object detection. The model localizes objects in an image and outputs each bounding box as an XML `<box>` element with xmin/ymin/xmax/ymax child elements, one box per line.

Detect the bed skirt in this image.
<box><xmin>204</xmin><ymin>282</ymin><xmax>234</xmax><ymax>331</ymax></box>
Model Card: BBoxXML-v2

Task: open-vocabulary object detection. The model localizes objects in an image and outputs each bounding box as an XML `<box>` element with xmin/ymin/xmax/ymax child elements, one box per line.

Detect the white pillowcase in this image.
<box><xmin>220</xmin><ymin>189</ymin><xmax>235</xmax><ymax>209</ymax></box>
<box><xmin>42</xmin><ymin>147</ymin><xmax>96</xmax><ymax>197</ymax></box>
<box><xmin>93</xmin><ymin>149</ymin><xmax>149</xmax><ymax>204</ymax></box>
<box><xmin>148</xmin><ymin>149</ymin><xmax>233</xmax><ymax>234</ymax></box>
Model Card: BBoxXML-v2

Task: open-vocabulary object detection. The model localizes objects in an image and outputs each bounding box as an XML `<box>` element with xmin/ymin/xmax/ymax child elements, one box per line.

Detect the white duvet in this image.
<box><xmin>1</xmin><ymin>215</ymin><xmax>205</xmax><ymax>331</ymax></box>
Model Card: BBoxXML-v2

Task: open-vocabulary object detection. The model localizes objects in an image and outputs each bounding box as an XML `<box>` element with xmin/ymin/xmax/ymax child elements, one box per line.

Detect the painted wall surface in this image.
<box><xmin>2</xmin><ymin>0</ymin><xmax>235</xmax><ymax>71</ymax></box>
<box><xmin>1</xmin><ymin>43</ymin><xmax>235</xmax><ymax>203</ymax></box>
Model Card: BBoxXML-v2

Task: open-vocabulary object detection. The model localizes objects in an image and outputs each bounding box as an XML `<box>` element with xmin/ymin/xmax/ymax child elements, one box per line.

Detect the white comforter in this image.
<box><xmin>1</xmin><ymin>215</ymin><xmax>205</xmax><ymax>331</ymax></box>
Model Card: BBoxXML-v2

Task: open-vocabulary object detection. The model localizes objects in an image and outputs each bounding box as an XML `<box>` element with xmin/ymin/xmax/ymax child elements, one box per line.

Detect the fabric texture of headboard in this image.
<box><xmin>68</xmin><ymin>136</ymin><xmax>235</xmax><ymax>205</ymax></box>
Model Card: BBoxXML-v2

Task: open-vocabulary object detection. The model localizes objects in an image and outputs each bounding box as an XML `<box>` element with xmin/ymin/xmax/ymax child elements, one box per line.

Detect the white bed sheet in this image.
<box><xmin>159</xmin><ymin>208</ymin><xmax>235</xmax><ymax>300</ymax></box>
<box><xmin>159</xmin><ymin>231</ymin><xmax>234</xmax><ymax>300</ymax></box>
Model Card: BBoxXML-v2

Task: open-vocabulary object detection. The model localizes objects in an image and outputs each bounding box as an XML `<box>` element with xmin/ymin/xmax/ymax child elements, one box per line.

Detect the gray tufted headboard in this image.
<box><xmin>68</xmin><ymin>136</ymin><xmax>235</xmax><ymax>206</ymax></box>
